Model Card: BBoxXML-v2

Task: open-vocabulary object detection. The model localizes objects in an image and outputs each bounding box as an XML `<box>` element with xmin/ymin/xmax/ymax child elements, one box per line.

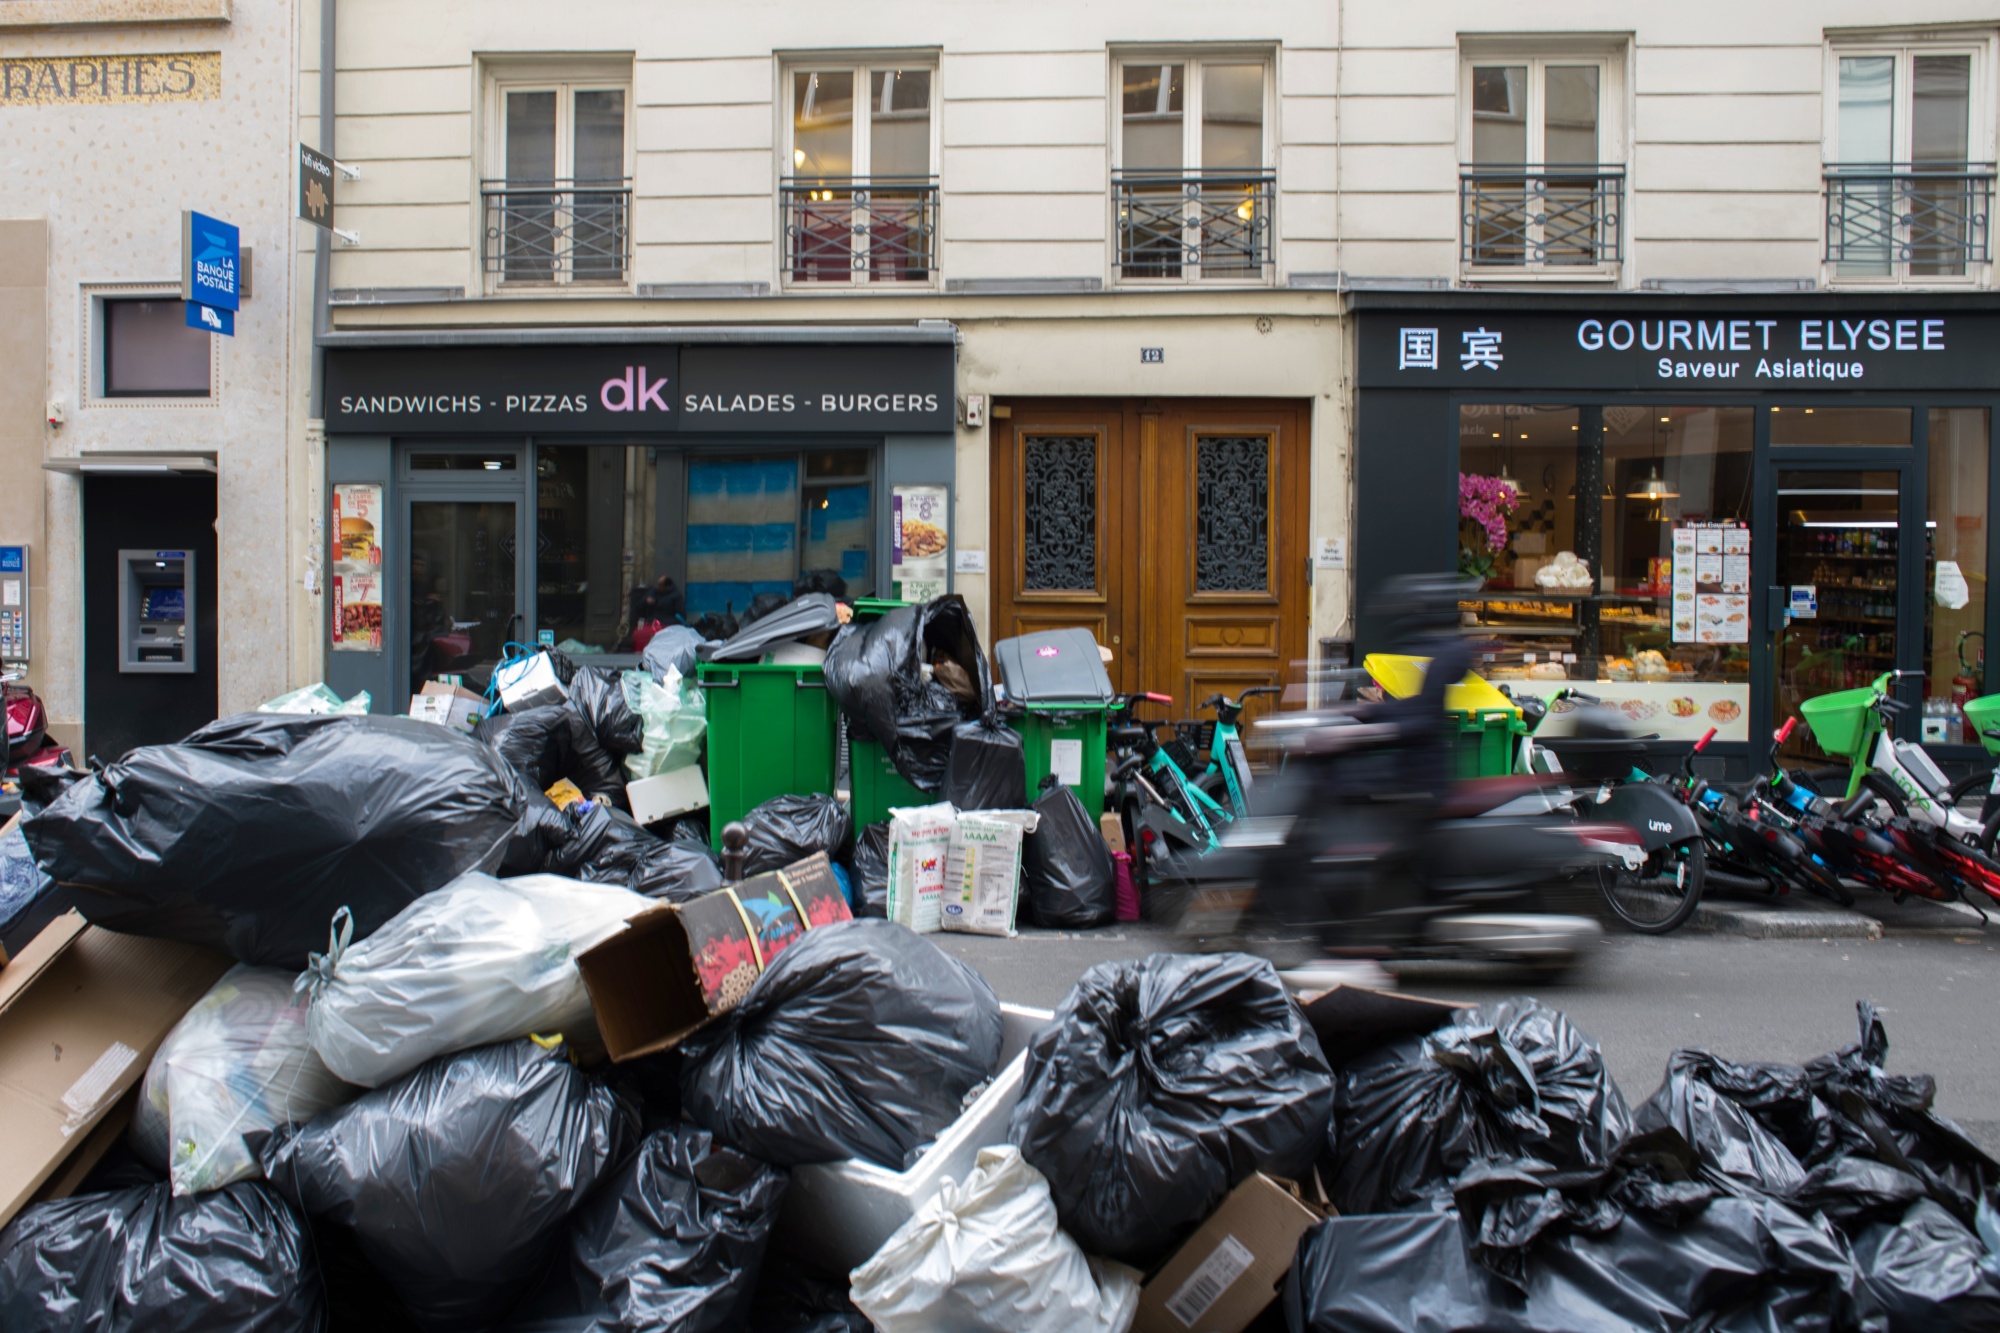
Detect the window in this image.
<box><xmin>782</xmin><ymin>62</ymin><xmax>938</xmax><ymax>284</ymax></box>
<box><xmin>483</xmin><ymin>64</ymin><xmax>632</xmax><ymax>285</ymax></box>
<box><xmin>1827</xmin><ymin>47</ymin><xmax>1991</xmax><ymax>278</ymax></box>
<box><xmin>1112</xmin><ymin>54</ymin><xmax>1273</xmax><ymax>282</ymax></box>
<box><xmin>1459</xmin><ymin>49</ymin><xmax>1624</xmax><ymax>269</ymax></box>
<box><xmin>102</xmin><ymin>298</ymin><xmax>211</xmax><ymax>398</ymax></box>
<box><xmin>1926</xmin><ymin>409</ymin><xmax>1989</xmax><ymax>736</ymax></box>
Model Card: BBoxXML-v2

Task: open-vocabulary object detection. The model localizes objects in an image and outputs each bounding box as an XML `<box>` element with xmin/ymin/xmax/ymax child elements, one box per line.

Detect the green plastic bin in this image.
<box><xmin>1450</xmin><ymin>707</ymin><xmax>1525</xmax><ymax>779</ymax></box>
<box><xmin>1013</xmin><ymin>705</ymin><xmax>1109</xmax><ymax>820</ymax></box>
<box><xmin>849</xmin><ymin>597</ymin><xmax>909</xmax><ymax>623</ymax></box>
<box><xmin>698</xmin><ymin>661</ymin><xmax>838</xmax><ymax>848</ymax></box>
<box><xmin>847</xmin><ymin>726</ymin><xmax>932</xmax><ymax>826</ymax></box>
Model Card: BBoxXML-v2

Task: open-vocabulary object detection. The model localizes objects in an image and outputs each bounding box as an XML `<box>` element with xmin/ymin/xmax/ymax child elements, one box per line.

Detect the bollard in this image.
<box><xmin>720</xmin><ymin>821</ymin><xmax>749</xmax><ymax>884</ymax></box>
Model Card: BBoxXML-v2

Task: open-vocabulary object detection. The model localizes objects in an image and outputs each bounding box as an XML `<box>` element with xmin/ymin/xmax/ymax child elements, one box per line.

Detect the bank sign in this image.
<box><xmin>1359</xmin><ymin>309</ymin><xmax>2000</xmax><ymax>391</ymax></box>
<box><xmin>324</xmin><ymin>343</ymin><xmax>955</xmax><ymax>434</ymax></box>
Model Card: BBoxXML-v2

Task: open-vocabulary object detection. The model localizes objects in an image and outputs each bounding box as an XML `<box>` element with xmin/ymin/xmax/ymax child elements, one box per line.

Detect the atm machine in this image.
<box><xmin>118</xmin><ymin>549</ymin><xmax>196</xmax><ymax>673</ymax></box>
<box><xmin>0</xmin><ymin>545</ymin><xmax>25</xmax><ymax>665</ymax></box>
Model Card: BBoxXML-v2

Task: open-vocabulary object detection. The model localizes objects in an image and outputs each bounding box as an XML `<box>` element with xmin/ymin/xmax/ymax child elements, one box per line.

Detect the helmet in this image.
<box><xmin>1371</xmin><ymin>572</ymin><xmax>1475</xmax><ymax>645</ymax></box>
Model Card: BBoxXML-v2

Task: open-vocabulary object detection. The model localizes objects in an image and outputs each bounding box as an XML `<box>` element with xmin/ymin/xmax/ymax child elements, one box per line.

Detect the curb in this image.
<box><xmin>1690</xmin><ymin>899</ymin><xmax>1884</xmax><ymax>940</ymax></box>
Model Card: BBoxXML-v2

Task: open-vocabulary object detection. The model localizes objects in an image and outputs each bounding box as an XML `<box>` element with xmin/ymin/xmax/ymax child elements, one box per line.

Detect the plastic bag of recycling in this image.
<box><xmin>480</xmin><ymin>706</ymin><xmax>627</xmax><ymax>803</ymax></box>
<box><xmin>1007</xmin><ymin>951</ymin><xmax>1334</xmax><ymax>1266</ymax></box>
<box><xmin>258</xmin><ymin>681</ymin><xmax>371</xmax><ymax>716</ymax></box>
<box><xmin>0</xmin><ymin>821</ymin><xmax>51</xmax><ymax>934</ymax></box>
<box><xmin>823</xmin><ymin>596</ymin><xmax>991</xmax><ymax>793</ymax></box>
<box><xmin>851</xmin><ymin>1145</ymin><xmax>1140</xmax><ymax>1333</ymax></box>
<box><xmin>0</xmin><ymin>1180</ymin><xmax>324</xmax><ymax>1333</ymax></box>
<box><xmin>1284</xmin><ymin>1192</ymin><xmax>1872</xmax><ymax>1333</ymax></box>
<box><xmin>301</xmin><ymin>873</ymin><xmax>648</xmax><ymax>1089</ymax></box>
<box><xmin>681</xmin><ymin>919</ymin><xmax>1003</xmax><ymax>1170</ymax></box>
<box><xmin>22</xmin><ymin>713</ymin><xmax>531</xmax><ymax>969</ymax></box>
<box><xmin>261</xmin><ymin>1037</ymin><xmax>635</xmax><ymax>1333</ymax></box>
<box><xmin>568</xmin><ymin>667</ymin><xmax>643</xmax><ymax>756</ymax></box>
<box><xmin>1326</xmin><ymin>997</ymin><xmax>1632</xmax><ymax>1217</ymax></box>
<box><xmin>130</xmin><ymin>965</ymin><xmax>357</xmax><ymax>1196</ymax></box>
<box><xmin>1020</xmin><ymin>775</ymin><xmax>1115</xmax><ymax>929</ymax></box>
<box><xmin>943</xmin><ymin>716</ymin><xmax>1026</xmax><ymax>812</ymax></box>
<box><xmin>512</xmin><ymin>1124</ymin><xmax>789</xmax><ymax>1333</ymax></box>
<box><xmin>1852</xmin><ymin>1198</ymin><xmax>2000</xmax><ymax>1330</ymax></box>
<box><xmin>848</xmin><ymin>821</ymin><xmax>890</xmax><ymax>919</ymax></box>
<box><xmin>703</xmin><ymin>593</ymin><xmax>842</xmax><ymax>664</ymax></box>
<box><xmin>642</xmin><ymin>626</ymin><xmax>710</xmax><ymax>683</ymax></box>
<box><xmin>740</xmin><ymin>793</ymin><xmax>850</xmax><ymax>877</ymax></box>
<box><xmin>623</xmin><ymin>669</ymin><xmax>707</xmax><ymax>782</ymax></box>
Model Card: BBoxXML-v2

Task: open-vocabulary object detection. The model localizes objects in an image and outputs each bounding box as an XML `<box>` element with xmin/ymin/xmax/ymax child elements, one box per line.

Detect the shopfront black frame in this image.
<box><xmin>1353</xmin><ymin>293</ymin><xmax>2000</xmax><ymax>772</ymax></box>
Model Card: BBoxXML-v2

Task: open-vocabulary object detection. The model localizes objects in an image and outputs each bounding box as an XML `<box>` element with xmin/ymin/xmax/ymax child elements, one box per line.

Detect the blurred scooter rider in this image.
<box><xmin>1355</xmin><ymin>573</ymin><xmax>1474</xmax><ymax>807</ymax></box>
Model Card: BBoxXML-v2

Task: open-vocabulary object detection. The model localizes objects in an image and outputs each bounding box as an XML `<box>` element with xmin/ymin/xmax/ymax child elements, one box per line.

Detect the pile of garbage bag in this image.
<box><xmin>824</xmin><ymin>595</ymin><xmax>991</xmax><ymax>793</ymax></box>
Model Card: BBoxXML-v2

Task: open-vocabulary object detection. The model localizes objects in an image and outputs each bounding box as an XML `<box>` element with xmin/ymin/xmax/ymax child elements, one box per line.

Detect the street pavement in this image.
<box><xmin>937</xmin><ymin>898</ymin><xmax>2000</xmax><ymax>1157</ymax></box>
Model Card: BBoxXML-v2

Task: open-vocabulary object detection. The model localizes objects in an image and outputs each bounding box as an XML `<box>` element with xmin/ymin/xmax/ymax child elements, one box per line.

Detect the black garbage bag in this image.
<box><xmin>559</xmin><ymin>803</ymin><xmax>723</xmax><ymax>901</ymax></box>
<box><xmin>681</xmin><ymin>919</ymin><xmax>1004</xmax><ymax>1170</ymax></box>
<box><xmin>1852</xmin><ymin>1198</ymin><xmax>2000</xmax><ymax>1331</ymax></box>
<box><xmin>568</xmin><ymin>667</ymin><xmax>644</xmax><ymax>756</ymax></box>
<box><xmin>943</xmin><ymin>715</ymin><xmax>1026</xmax><ymax>812</ymax></box>
<box><xmin>741</xmin><ymin>592</ymin><xmax>792</xmax><ymax>626</ymax></box>
<box><xmin>1007</xmin><ymin>951</ymin><xmax>1334</xmax><ymax>1267</ymax></box>
<box><xmin>823</xmin><ymin>596</ymin><xmax>991</xmax><ymax>793</ymax></box>
<box><xmin>1635</xmin><ymin>1048</ymin><xmax>1815</xmax><ymax>1201</ymax></box>
<box><xmin>642</xmin><ymin>626</ymin><xmax>711</xmax><ymax>683</ymax></box>
<box><xmin>0</xmin><ymin>1180</ymin><xmax>325</xmax><ymax>1333</ymax></box>
<box><xmin>847</xmin><ymin>821</ymin><xmax>891</xmax><ymax>919</ymax></box>
<box><xmin>703</xmin><ymin>594</ymin><xmax>843</xmax><ymax>665</ymax></box>
<box><xmin>794</xmin><ymin>569</ymin><xmax>848</xmax><ymax>599</ymax></box>
<box><xmin>1284</xmin><ymin>1190</ymin><xmax>1874</xmax><ymax>1333</ymax></box>
<box><xmin>516</xmin><ymin>1124</ymin><xmax>788</xmax><ymax>1333</ymax></box>
<box><xmin>739</xmin><ymin>793</ymin><xmax>850</xmax><ymax>876</ymax></box>
<box><xmin>746</xmin><ymin>1262</ymin><xmax>874</xmax><ymax>1333</ymax></box>
<box><xmin>480</xmin><ymin>706</ymin><xmax>628</xmax><ymax>804</ymax></box>
<box><xmin>1326</xmin><ymin>998</ymin><xmax>1631</xmax><ymax>1217</ymax></box>
<box><xmin>1020</xmin><ymin>775</ymin><xmax>1116</xmax><ymax>929</ymax></box>
<box><xmin>260</xmin><ymin>1037</ymin><xmax>636</xmax><ymax>1333</ymax></box>
<box><xmin>22</xmin><ymin>713</ymin><xmax>529</xmax><ymax>969</ymax></box>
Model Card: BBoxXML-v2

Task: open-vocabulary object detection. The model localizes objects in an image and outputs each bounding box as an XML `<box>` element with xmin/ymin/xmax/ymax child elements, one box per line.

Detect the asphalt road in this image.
<box><xmin>936</xmin><ymin>914</ymin><xmax>2000</xmax><ymax>1157</ymax></box>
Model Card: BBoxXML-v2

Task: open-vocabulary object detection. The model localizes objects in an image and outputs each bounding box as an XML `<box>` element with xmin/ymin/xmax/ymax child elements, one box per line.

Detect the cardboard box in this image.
<box><xmin>1133</xmin><ymin>1173</ymin><xmax>1328</xmax><ymax>1333</ymax></box>
<box><xmin>628</xmin><ymin>766</ymin><xmax>708</xmax><ymax>826</ymax></box>
<box><xmin>1296</xmin><ymin>983</ymin><xmax>1459</xmax><ymax>1067</ymax></box>
<box><xmin>408</xmin><ymin>680</ymin><xmax>486</xmax><ymax>731</ymax></box>
<box><xmin>576</xmin><ymin>853</ymin><xmax>852</xmax><ymax>1061</ymax></box>
<box><xmin>0</xmin><ymin>912</ymin><xmax>231</xmax><ymax>1227</ymax></box>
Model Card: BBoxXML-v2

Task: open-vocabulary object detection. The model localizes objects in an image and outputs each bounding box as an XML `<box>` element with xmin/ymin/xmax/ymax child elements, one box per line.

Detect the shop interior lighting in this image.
<box><xmin>1625</xmin><ymin>464</ymin><xmax>1679</xmax><ymax>500</ymax></box>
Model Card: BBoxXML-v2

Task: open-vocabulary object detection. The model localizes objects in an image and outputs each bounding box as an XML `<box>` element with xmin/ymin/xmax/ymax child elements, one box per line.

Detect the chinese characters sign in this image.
<box><xmin>331</xmin><ymin>485</ymin><xmax>384</xmax><ymax>652</ymax></box>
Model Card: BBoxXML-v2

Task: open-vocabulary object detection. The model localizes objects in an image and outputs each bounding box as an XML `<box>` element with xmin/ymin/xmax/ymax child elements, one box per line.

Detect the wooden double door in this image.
<box><xmin>990</xmin><ymin>398</ymin><xmax>1310</xmax><ymax>720</ymax></box>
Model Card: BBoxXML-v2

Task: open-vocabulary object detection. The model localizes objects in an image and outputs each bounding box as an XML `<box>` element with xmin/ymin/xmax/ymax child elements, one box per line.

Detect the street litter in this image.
<box><xmin>940</xmin><ymin>808</ymin><xmax>1038</xmax><ymax>936</ymax></box>
<box><xmin>849</xmin><ymin>1143</ymin><xmax>1140</xmax><ymax>1333</ymax></box>
<box><xmin>622</xmin><ymin>666</ymin><xmax>708</xmax><ymax>783</ymax></box>
<box><xmin>258</xmin><ymin>680</ymin><xmax>371</xmax><ymax>716</ymax></box>
<box><xmin>1007</xmin><ymin>951</ymin><xmax>1335</xmax><ymax>1266</ymax></box>
<box><xmin>884</xmin><ymin>800</ymin><xmax>954</xmax><ymax>933</ymax></box>
<box><xmin>1021</xmin><ymin>772</ymin><xmax>1117</xmax><ymax>929</ymax></box>
<box><xmin>823</xmin><ymin>595</ymin><xmax>990</xmax><ymax>793</ymax></box>
<box><xmin>480</xmin><ymin>703</ymin><xmax>627</xmax><ymax>806</ymax></box>
<box><xmin>680</xmin><ymin>918</ymin><xmax>1004</xmax><ymax>1169</ymax></box>
<box><xmin>738</xmin><ymin>791</ymin><xmax>850</xmax><ymax>876</ymax></box>
<box><xmin>943</xmin><ymin>713</ymin><xmax>1026</xmax><ymax>812</ymax></box>
<box><xmin>132</xmin><ymin>964</ymin><xmax>357</xmax><ymax>1195</ymax></box>
<box><xmin>848</xmin><ymin>819</ymin><xmax>891</xmax><ymax>918</ymax></box>
<box><xmin>298</xmin><ymin>871</ymin><xmax>648</xmax><ymax>1088</ymax></box>
<box><xmin>566</xmin><ymin>664</ymin><xmax>644</xmax><ymax>756</ymax></box>
<box><xmin>260</xmin><ymin>1035</ymin><xmax>635</xmax><ymax>1332</ymax></box>
<box><xmin>408</xmin><ymin>678</ymin><xmax>486</xmax><ymax>731</ymax></box>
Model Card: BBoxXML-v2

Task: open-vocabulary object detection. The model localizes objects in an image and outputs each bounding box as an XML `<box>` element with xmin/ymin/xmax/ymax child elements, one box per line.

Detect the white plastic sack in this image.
<box><xmin>257</xmin><ymin>682</ymin><xmax>371</xmax><ymax>716</ymax></box>
<box><xmin>495</xmin><ymin>651</ymin><xmax>568</xmax><ymax>712</ymax></box>
<box><xmin>850</xmin><ymin>1144</ymin><xmax>1140</xmax><ymax>1333</ymax></box>
<box><xmin>622</xmin><ymin>667</ymin><xmax>707</xmax><ymax>782</ymax></box>
<box><xmin>301</xmin><ymin>872</ymin><xmax>648</xmax><ymax>1088</ymax></box>
<box><xmin>131</xmin><ymin>965</ymin><xmax>357</xmax><ymax>1196</ymax></box>
<box><xmin>941</xmin><ymin>810</ymin><xmax>1039</xmax><ymax>937</ymax></box>
<box><xmin>885</xmin><ymin>802</ymin><xmax>956</xmax><ymax>934</ymax></box>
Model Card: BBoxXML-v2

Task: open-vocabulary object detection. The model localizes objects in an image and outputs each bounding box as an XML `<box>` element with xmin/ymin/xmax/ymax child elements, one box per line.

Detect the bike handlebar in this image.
<box><xmin>1693</xmin><ymin>727</ymin><xmax>1717</xmax><ymax>753</ymax></box>
<box><xmin>1775</xmin><ymin>716</ymin><xmax>1798</xmax><ymax>744</ymax></box>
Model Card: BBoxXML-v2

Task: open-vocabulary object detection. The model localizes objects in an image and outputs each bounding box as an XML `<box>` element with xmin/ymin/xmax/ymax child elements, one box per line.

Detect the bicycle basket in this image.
<box><xmin>1964</xmin><ymin>693</ymin><xmax>2000</xmax><ymax>757</ymax></box>
<box><xmin>1162</xmin><ymin>730</ymin><xmax>1205</xmax><ymax>776</ymax></box>
<box><xmin>1798</xmin><ymin>685</ymin><xmax>1879</xmax><ymax>758</ymax></box>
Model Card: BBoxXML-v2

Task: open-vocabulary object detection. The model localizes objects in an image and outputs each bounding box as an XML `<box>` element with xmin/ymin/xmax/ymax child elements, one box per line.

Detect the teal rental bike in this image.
<box><xmin>1184</xmin><ymin>685</ymin><xmax>1283</xmax><ymax>820</ymax></box>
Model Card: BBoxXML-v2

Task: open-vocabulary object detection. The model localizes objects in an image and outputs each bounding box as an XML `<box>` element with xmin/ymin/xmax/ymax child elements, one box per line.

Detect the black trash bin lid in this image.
<box><xmin>994</xmin><ymin>629</ymin><xmax>1115</xmax><ymax>704</ymax></box>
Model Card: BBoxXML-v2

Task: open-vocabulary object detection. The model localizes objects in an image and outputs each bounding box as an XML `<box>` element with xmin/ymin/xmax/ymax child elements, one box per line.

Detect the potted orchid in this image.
<box><xmin>1458</xmin><ymin>471</ymin><xmax>1519</xmax><ymax>584</ymax></box>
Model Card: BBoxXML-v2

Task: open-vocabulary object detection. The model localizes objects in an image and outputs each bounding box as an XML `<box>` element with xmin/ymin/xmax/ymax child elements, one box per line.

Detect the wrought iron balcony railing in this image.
<box><xmin>1113</xmin><ymin>170</ymin><xmax>1275</xmax><ymax>280</ymax></box>
<box><xmin>1460</xmin><ymin>166</ymin><xmax>1624</xmax><ymax>268</ymax></box>
<box><xmin>1825</xmin><ymin>164</ymin><xmax>1994</xmax><ymax>277</ymax></box>
<box><xmin>481</xmin><ymin>179</ymin><xmax>631</xmax><ymax>285</ymax></box>
<box><xmin>781</xmin><ymin>177</ymin><xmax>937</xmax><ymax>283</ymax></box>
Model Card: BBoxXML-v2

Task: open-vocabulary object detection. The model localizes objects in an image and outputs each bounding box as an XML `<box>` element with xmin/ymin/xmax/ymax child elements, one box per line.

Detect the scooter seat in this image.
<box><xmin>1436</xmin><ymin>773</ymin><xmax>1571</xmax><ymax>820</ymax></box>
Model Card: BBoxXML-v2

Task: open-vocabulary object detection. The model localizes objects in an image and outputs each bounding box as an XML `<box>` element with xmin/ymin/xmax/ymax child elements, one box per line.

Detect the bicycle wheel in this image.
<box><xmin>1596</xmin><ymin>838</ymin><xmax>1706</xmax><ymax>934</ymax></box>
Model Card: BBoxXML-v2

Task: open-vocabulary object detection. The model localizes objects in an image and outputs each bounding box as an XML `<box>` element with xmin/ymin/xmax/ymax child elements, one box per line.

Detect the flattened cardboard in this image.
<box><xmin>0</xmin><ymin>912</ymin><xmax>231</xmax><ymax>1227</ymax></box>
<box><xmin>577</xmin><ymin>852</ymin><xmax>853</xmax><ymax>1062</ymax></box>
<box><xmin>1297</xmin><ymin>983</ymin><xmax>1459</xmax><ymax>1068</ymax></box>
<box><xmin>1133</xmin><ymin>1173</ymin><xmax>1327</xmax><ymax>1333</ymax></box>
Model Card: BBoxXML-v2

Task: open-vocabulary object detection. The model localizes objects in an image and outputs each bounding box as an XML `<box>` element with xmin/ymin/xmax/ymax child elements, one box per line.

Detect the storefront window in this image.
<box><xmin>1926</xmin><ymin>408</ymin><xmax>1990</xmax><ymax>741</ymax></box>
<box><xmin>1458</xmin><ymin>405</ymin><xmax>1754</xmax><ymax>737</ymax></box>
<box><xmin>1768</xmin><ymin>405</ymin><xmax>1912</xmax><ymax>447</ymax></box>
<box><xmin>534</xmin><ymin>445</ymin><xmax>874</xmax><ymax>651</ymax></box>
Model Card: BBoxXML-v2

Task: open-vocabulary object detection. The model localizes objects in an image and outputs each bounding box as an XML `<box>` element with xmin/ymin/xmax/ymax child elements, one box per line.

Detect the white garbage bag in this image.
<box><xmin>850</xmin><ymin>1145</ymin><xmax>1141</xmax><ymax>1333</ymax></box>
<box><xmin>622</xmin><ymin>667</ymin><xmax>707</xmax><ymax>782</ymax></box>
<box><xmin>300</xmin><ymin>872</ymin><xmax>647</xmax><ymax>1088</ymax></box>
<box><xmin>131</xmin><ymin>965</ymin><xmax>358</xmax><ymax>1196</ymax></box>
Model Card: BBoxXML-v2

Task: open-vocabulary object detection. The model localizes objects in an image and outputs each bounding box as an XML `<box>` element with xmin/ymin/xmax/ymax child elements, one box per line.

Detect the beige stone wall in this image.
<box><xmin>1</xmin><ymin>0</ymin><xmax>303</xmax><ymax>740</ymax></box>
<box><xmin>0</xmin><ymin>223</ymin><xmax>52</xmax><ymax>736</ymax></box>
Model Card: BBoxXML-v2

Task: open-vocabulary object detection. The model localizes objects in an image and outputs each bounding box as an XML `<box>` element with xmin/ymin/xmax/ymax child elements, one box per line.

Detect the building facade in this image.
<box><xmin>1</xmin><ymin>0</ymin><xmax>309</xmax><ymax>760</ymax></box>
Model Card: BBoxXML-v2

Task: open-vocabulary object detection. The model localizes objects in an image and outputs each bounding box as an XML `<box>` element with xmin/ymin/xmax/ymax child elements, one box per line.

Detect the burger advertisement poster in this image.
<box><xmin>331</xmin><ymin>483</ymin><xmax>384</xmax><ymax>651</ymax></box>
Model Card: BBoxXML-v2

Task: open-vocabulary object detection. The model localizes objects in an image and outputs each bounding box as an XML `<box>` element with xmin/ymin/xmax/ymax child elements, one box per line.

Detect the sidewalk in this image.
<box><xmin>1695</xmin><ymin>882</ymin><xmax>1992</xmax><ymax>941</ymax></box>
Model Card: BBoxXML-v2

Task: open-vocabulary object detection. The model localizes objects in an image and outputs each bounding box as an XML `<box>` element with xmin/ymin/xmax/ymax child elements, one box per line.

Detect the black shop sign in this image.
<box><xmin>1358</xmin><ymin>309</ymin><xmax>2000</xmax><ymax>392</ymax></box>
<box><xmin>325</xmin><ymin>342</ymin><xmax>955</xmax><ymax>434</ymax></box>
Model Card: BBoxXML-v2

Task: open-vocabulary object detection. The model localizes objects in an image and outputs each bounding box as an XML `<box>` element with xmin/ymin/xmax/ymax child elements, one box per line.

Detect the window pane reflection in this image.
<box><xmin>1926</xmin><ymin>408</ymin><xmax>1989</xmax><ymax>740</ymax></box>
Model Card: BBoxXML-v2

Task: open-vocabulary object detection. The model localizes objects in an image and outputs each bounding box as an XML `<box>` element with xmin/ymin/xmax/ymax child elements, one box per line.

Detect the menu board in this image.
<box><xmin>1672</xmin><ymin>523</ymin><xmax>1749</xmax><ymax>645</ymax></box>
<box><xmin>331</xmin><ymin>483</ymin><xmax>384</xmax><ymax>652</ymax></box>
<box><xmin>1512</xmin><ymin>681</ymin><xmax>1750</xmax><ymax>744</ymax></box>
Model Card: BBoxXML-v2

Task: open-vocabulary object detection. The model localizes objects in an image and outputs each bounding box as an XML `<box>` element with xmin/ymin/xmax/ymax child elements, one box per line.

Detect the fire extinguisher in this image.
<box><xmin>1954</xmin><ymin>631</ymin><xmax>1984</xmax><ymax>742</ymax></box>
